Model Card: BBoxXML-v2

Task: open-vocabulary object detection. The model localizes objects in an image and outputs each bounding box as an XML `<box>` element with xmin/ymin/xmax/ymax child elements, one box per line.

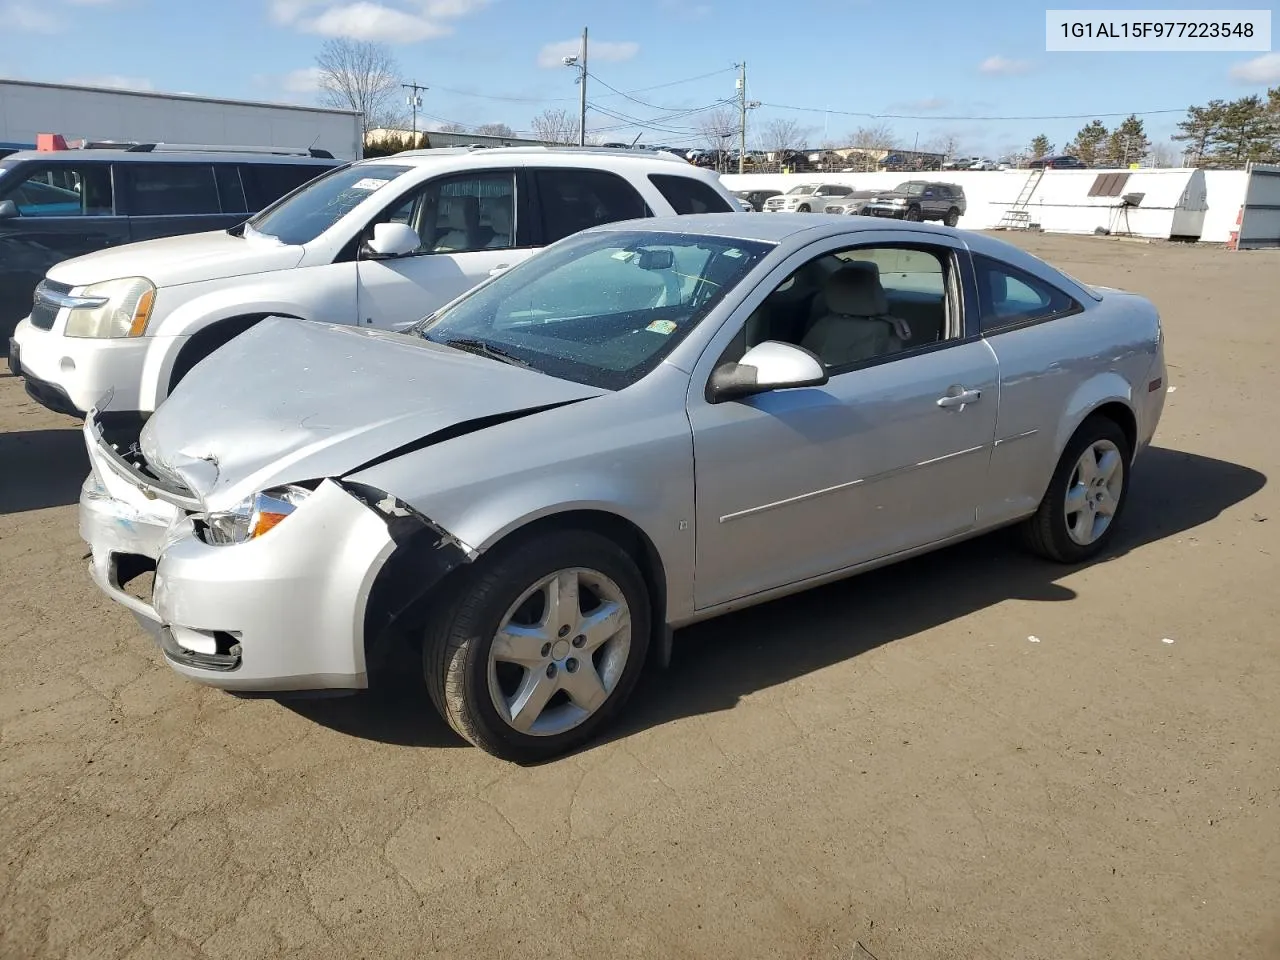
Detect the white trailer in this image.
<box><xmin>0</xmin><ymin>79</ymin><xmax>362</xmax><ymax>160</ymax></box>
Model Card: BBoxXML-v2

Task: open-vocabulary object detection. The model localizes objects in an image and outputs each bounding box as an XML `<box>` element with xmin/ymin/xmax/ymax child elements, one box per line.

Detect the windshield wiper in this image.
<box><xmin>438</xmin><ymin>337</ymin><xmax>532</xmax><ymax>369</ymax></box>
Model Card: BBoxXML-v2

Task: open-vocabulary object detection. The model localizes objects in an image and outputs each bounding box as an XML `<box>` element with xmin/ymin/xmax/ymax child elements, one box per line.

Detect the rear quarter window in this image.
<box><xmin>648</xmin><ymin>174</ymin><xmax>734</xmax><ymax>214</ymax></box>
<box><xmin>973</xmin><ymin>253</ymin><xmax>1082</xmax><ymax>332</ymax></box>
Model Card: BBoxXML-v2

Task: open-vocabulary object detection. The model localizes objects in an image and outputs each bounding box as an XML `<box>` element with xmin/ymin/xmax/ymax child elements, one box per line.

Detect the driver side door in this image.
<box><xmin>355</xmin><ymin>168</ymin><xmax>532</xmax><ymax>331</ymax></box>
<box><xmin>686</xmin><ymin>233</ymin><xmax>1000</xmax><ymax>609</ymax></box>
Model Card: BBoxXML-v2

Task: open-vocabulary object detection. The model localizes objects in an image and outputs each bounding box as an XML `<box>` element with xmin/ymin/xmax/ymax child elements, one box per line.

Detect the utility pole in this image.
<box><xmin>579</xmin><ymin>27</ymin><xmax>588</xmax><ymax>146</ymax></box>
<box><xmin>402</xmin><ymin>81</ymin><xmax>427</xmax><ymax>144</ymax></box>
<box><xmin>734</xmin><ymin>62</ymin><xmax>760</xmax><ymax>175</ymax></box>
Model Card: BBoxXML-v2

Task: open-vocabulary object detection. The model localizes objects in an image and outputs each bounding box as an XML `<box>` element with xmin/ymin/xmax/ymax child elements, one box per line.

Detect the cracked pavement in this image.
<box><xmin>1</xmin><ymin>234</ymin><xmax>1278</xmax><ymax>959</ymax></box>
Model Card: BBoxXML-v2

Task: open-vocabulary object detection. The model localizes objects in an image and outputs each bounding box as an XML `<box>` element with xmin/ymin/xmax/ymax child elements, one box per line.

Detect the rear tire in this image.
<box><xmin>423</xmin><ymin>529</ymin><xmax>651</xmax><ymax>763</ymax></box>
<box><xmin>944</xmin><ymin>207</ymin><xmax>960</xmax><ymax>227</ymax></box>
<box><xmin>1020</xmin><ymin>416</ymin><xmax>1132</xmax><ymax>563</ymax></box>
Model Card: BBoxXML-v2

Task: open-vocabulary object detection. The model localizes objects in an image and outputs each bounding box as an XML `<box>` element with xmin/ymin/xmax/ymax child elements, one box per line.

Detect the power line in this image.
<box><xmin>587</xmin><ymin>98</ymin><xmax>738</xmax><ymax>137</ymax></box>
<box><xmin>424</xmin><ymin>66</ymin><xmax>738</xmax><ymax>107</ymax></box>
<box><xmin>758</xmin><ymin>101</ymin><xmax>1188</xmax><ymax>122</ymax></box>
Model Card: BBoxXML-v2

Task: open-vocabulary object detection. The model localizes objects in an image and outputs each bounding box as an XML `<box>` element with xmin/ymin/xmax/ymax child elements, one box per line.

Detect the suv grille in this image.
<box><xmin>30</xmin><ymin>280</ymin><xmax>73</xmax><ymax>331</ymax></box>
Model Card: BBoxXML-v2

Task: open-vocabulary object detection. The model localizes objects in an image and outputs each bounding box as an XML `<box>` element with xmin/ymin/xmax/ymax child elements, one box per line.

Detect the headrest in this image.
<box><xmin>488</xmin><ymin>195</ymin><xmax>512</xmax><ymax>230</ymax></box>
<box><xmin>824</xmin><ymin>261</ymin><xmax>888</xmax><ymax>317</ymax></box>
<box><xmin>439</xmin><ymin>196</ymin><xmax>478</xmax><ymax>231</ymax></box>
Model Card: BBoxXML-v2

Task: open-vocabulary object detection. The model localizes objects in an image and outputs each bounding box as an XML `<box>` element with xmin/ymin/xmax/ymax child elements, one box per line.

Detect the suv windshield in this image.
<box><xmin>895</xmin><ymin>182</ymin><xmax>926</xmax><ymax>195</ymax></box>
<box><xmin>415</xmin><ymin>230</ymin><xmax>772</xmax><ymax>390</ymax></box>
<box><xmin>787</xmin><ymin>185</ymin><xmax>817</xmax><ymax>195</ymax></box>
<box><xmin>245</xmin><ymin>163</ymin><xmax>413</xmax><ymax>245</ymax></box>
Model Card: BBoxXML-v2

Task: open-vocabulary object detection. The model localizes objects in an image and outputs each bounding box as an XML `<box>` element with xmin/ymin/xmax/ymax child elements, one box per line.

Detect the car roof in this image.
<box><xmin>2</xmin><ymin>150</ymin><xmax>340</xmax><ymax>165</ymax></box>
<box><xmin>586</xmin><ymin>212</ymin><xmax>976</xmax><ymax>244</ymax></box>
<box><xmin>377</xmin><ymin>145</ymin><xmax>693</xmax><ymax>168</ymax></box>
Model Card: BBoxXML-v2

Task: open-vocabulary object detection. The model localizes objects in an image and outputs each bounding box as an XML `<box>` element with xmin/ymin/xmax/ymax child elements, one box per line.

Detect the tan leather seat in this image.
<box><xmin>800</xmin><ymin>262</ymin><xmax>911</xmax><ymax>368</ymax></box>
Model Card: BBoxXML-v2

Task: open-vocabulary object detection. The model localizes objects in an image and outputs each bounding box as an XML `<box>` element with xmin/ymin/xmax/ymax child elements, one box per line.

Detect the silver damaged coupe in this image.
<box><xmin>80</xmin><ymin>213</ymin><xmax>1167</xmax><ymax>762</ymax></box>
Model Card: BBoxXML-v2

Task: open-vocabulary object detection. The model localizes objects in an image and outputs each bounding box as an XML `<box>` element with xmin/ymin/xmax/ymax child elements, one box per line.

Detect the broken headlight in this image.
<box><xmin>200</xmin><ymin>485</ymin><xmax>312</xmax><ymax>545</ymax></box>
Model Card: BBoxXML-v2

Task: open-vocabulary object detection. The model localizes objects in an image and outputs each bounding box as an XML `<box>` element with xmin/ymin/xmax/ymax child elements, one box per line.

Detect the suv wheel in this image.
<box><xmin>797</xmin><ymin>204</ymin><xmax>811</xmax><ymax>213</ymax></box>
<box><xmin>904</xmin><ymin>205</ymin><xmax>922</xmax><ymax>222</ymax></box>
<box><xmin>944</xmin><ymin>207</ymin><xmax>960</xmax><ymax>227</ymax></box>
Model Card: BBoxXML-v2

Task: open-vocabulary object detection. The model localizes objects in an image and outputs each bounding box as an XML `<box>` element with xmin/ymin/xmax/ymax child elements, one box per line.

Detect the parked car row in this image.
<box><xmin>6</xmin><ymin>145</ymin><xmax>1167</xmax><ymax>764</ymax></box>
<box><xmin>746</xmin><ymin>181</ymin><xmax>967</xmax><ymax>226</ymax></box>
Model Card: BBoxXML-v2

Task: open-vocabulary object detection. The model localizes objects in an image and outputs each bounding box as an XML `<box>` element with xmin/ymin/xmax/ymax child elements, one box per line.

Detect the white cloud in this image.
<box><xmin>282</xmin><ymin>66</ymin><xmax>325</xmax><ymax>92</ymax></box>
<box><xmin>979</xmin><ymin>55</ymin><xmax>1032</xmax><ymax>76</ymax></box>
<box><xmin>271</xmin><ymin>0</ymin><xmax>487</xmax><ymax>43</ymax></box>
<box><xmin>65</xmin><ymin>74</ymin><xmax>154</xmax><ymax>90</ymax></box>
<box><xmin>537</xmin><ymin>39</ymin><xmax>639</xmax><ymax>69</ymax></box>
<box><xmin>1229</xmin><ymin>52</ymin><xmax>1280</xmax><ymax>84</ymax></box>
<box><xmin>4</xmin><ymin>2</ymin><xmax>61</xmax><ymax>32</ymax></box>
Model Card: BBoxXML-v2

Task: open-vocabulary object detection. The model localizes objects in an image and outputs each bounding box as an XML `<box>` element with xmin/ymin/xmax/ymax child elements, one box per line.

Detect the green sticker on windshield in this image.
<box><xmin>646</xmin><ymin>319</ymin><xmax>677</xmax><ymax>335</ymax></box>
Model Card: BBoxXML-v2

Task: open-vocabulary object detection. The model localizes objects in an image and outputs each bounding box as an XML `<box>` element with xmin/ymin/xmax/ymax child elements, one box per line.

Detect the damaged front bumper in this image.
<box><xmin>79</xmin><ymin>412</ymin><xmax>472</xmax><ymax>693</ymax></box>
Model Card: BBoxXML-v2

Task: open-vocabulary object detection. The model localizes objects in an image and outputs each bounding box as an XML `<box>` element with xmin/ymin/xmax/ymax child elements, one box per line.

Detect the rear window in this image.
<box><xmin>241</xmin><ymin>163</ymin><xmax>330</xmax><ymax>210</ymax></box>
<box><xmin>126</xmin><ymin>164</ymin><xmax>220</xmax><ymax>216</ymax></box>
<box><xmin>648</xmin><ymin>174</ymin><xmax>734</xmax><ymax>214</ymax></box>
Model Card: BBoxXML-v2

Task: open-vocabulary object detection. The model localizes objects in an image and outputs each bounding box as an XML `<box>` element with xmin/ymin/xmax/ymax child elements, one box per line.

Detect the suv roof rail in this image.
<box><xmin>124</xmin><ymin>143</ymin><xmax>336</xmax><ymax>159</ymax></box>
<box><xmin>389</xmin><ymin>144</ymin><xmax>689</xmax><ymax>163</ymax></box>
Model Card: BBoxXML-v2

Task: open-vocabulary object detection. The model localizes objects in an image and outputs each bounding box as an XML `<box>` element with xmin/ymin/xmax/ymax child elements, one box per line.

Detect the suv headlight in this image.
<box><xmin>200</xmin><ymin>485</ymin><xmax>312</xmax><ymax>545</ymax></box>
<box><xmin>64</xmin><ymin>277</ymin><xmax>156</xmax><ymax>338</ymax></box>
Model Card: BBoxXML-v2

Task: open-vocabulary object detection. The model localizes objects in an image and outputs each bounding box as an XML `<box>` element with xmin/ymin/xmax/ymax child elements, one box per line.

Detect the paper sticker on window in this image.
<box><xmin>723</xmin><ymin>248</ymin><xmax>743</xmax><ymax>258</ymax></box>
<box><xmin>646</xmin><ymin>319</ymin><xmax>677</xmax><ymax>335</ymax></box>
<box><xmin>351</xmin><ymin>178</ymin><xmax>390</xmax><ymax>191</ymax></box>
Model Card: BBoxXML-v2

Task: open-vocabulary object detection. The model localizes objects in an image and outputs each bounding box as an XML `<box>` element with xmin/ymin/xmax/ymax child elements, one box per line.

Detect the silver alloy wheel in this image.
<box><xmin>1064</xmin><ymin>438</ymin><xmax>1124</xmax><ymax>546</ymax></box>
<box><xmin>486</xmin><ymin>567</ymin><xmax>632</xmax><ymax>737</ymax></box>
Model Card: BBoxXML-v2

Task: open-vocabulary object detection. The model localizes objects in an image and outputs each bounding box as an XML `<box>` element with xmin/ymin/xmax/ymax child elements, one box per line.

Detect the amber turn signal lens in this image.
<box><xmin>128</xmin><ymin>287</ymin><xmax>156</xmax><ymax>337</ymax></box>
<box><xmin>250</xmin><ymin>511</ymin><xmax>289</xmax><ymax>539</ymax></box>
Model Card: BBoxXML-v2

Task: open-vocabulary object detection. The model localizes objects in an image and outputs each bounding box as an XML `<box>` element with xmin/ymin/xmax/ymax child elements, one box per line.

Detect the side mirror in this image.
<box><xmin>708</xmin><ymin>341</ymin><xmax>828</xmax><ymax>403</ymax></box>
<box><xmin>0</xmin><ymin>199</ymin><xmax>17</xmax><ymax>220</ymax></box>
<box><xmin>364</xmin><ymin>222</ymin><xmax>420</xmax><ymax>258</ymax></box>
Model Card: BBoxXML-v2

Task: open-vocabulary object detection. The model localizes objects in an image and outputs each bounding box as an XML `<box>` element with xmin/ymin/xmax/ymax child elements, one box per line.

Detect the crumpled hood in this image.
<box><xmin>47</xmin><ymin>229</ymin><xmax>304</xmax><ymax>288</ymax></box>
<box><xmin>136</xmin><ymin>317</ymin><xmax>605</xmax><ymax>512</ymax></box>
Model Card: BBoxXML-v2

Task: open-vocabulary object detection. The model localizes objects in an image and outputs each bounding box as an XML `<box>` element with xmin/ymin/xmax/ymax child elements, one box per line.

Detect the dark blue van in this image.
<box><xmin>0</xmin><ymin>146</ymin><xmax>343</xmax><ymax>345</ymax></box>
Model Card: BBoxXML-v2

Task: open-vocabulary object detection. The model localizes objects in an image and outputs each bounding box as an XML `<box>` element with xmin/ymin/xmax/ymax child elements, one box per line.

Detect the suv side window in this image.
<box><xmin>378</xmin><ymin>170</ymin><xmax>516</xmax><ymax>255</ymax></box>
<box><xmin>648</xmin><ymin>174</ymin><xmax>734</xmax><ymax>214</ymax></box>
<box><xmin>533</xmin><ymin>168</ymin><xmax>649</xmax><ymax>244</ymax></box>
<box><xmin>241</xmin><ymin>163</ymin><xmax>327</xmax><ymax>210</ymax></box>
<box><xmin>973</xmin><ymin>253</ymin><xmax>1081</xmax><ymax>332</ymax></box>
<box><xmin>2</xmin><ymin>164</ymin><xmax>114</xmax><ymax>216</ymax></box>
<box><xmin>214</xmin><ymin>166</ymin><xmax>248</xmax><ymax>213</ymax></box>
<box><xmin>126</xmin><ymin>164</ymin><xmax>220</xmax><ymax>216</ymax></box>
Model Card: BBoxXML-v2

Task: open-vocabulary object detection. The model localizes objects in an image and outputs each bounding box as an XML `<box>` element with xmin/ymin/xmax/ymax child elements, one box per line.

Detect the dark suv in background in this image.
<box><xmin>0</xmin><ymin>145</ymin><xmax>342</xmax><ymax>345</ymax></box>
<box><xmin>862</xmin><ymin>180</ymin><xmax>967</xmax><ymax>226</ymax></box>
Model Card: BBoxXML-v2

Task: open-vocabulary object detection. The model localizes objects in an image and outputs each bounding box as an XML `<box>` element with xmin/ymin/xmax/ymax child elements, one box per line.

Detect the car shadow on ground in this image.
<box><xmin>276</xmin><ymin>446</ymin><xmax>1267</xmax><ymax>752</ymax></box>
<box><xmin>0</xmin><ymin>427</ymin><xmax>88</xmax><ymax>515</ymax></box>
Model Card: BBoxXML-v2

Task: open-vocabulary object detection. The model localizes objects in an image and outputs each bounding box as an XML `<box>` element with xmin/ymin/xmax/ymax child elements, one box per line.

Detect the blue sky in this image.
<box><xmin>2</xmin><ymin>0</ymin><xmax>1278</xmax><ymax>157</ymax></box>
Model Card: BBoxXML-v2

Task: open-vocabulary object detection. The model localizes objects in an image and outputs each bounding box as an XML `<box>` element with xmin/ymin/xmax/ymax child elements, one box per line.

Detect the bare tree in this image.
<box><xmin>924</xmin><ymin>133</ymin><xmax>960</xmax><ymax>160</ymax></box>
<box><xmin>697</xmin><ymin>106</ymin><xmax>739</xmax><ymax>167</ymax></box>
<box><xmin>474</xmin><ymin>122</ymin><xmax>515</xmax><ymax>138</ymax></box>
<box><xmin>847</xmin><ymin>122</ymin><xmax>897</xmax><ymax>149</ymax></box>
<box><xmin>530</xmin><ymin>108</ymin><xmax>579</xmax><ymax>145</ymax></box>
<box><xmin>759</xmin><ymin>117</ymin><xmax>805</xmax><ymax>157</ymax></box>
<box><xmin>314</xmin><ymin>38</ymin><xmax>403</xmax><ymax>135</ymax></box>
<box><xmin>437</xmin><ymin>121</ymin><xmax>469</xmax><ymax>133</ymax></box>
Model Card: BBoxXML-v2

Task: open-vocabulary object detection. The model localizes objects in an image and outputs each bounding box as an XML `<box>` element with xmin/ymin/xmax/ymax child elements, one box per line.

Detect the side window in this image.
<box><xmin>533</xmin><ymin>168</ymin><xmax>648</xmax><ymax>243</ymax></box>
<box><xmin>973</xmin><ymin>254</ymin><xmax>1080</xmax><ymax>332</ymax></box>
<box><xmin>3</xmin><ymin>164</ymin><xmax>114</xmax><ymax>217</ymax></box>
<box><xmin>734</xmin><ymin>244</ymin><xmax>954</xmax><ymax>372</ymax></box>
<box><xmin>127</xmin><ymin>164</ymin><xmax>219</xmax><ymax>216</ymax></box>
<box><xmin>406</xmin><ymin>169</ymin><xmax>515</xmax><ymax>254</ymax></box>
<box><xmin>214</xmin><ymin>166</ymin><xmax>248</xmax><ymax>213</ymax></box>
<box><xmin>648</xmin><ymin>174</ymin><xmax>734</xmax><ymax>214</ymax></box>
<box><xmin>241</xmin><ymin>163</ymin><xmax>327</xmax><ymax>210</ymax></box>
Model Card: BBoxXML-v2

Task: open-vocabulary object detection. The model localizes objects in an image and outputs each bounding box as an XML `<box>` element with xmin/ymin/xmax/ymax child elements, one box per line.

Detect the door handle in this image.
<box><xmin>937</xmin><ymin>388</ymin><xmax>982</xmax><ymax>408</ymax></box>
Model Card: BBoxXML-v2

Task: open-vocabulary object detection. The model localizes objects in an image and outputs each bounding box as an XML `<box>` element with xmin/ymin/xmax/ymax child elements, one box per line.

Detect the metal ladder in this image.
<box><xmin>995</xmin><ymin>169</ymin><xmax>1045</xmax><ymax>229</ymax></box>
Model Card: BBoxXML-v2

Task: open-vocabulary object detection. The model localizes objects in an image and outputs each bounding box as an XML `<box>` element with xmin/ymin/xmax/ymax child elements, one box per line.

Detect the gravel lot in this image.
<box><xmin>1</xmin><ymin>233</ymin><xmax>1277</xmax><ymax>960</ymax></box>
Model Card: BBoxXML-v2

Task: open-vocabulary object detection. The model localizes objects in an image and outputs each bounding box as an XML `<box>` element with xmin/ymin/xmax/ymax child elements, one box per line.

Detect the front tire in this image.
<box><xmin>1021</xmin><ymin>417</ymin><xmax>1132</xmax><ymax>563</ymax></box>
<box><xmin>904</xmin><ymin>205</ymin><xmax>922</xmax><ymax>222</ymax></box>
<box><xmin>797</xmin><ymin>204</ymin><xmax>811</xmax><ymax>213</ymax></box>
<box><xmin>423</xmin><ymin>529</ymin><xmax>651</xmax><ymax>763</ymax></box>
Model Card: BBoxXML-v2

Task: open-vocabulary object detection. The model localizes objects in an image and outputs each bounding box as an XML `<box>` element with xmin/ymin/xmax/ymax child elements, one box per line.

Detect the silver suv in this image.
<box><xmin>862</xmin><ymin>181</ymin><xmax>967</xmax><ymax>226</ymax></box>
<box><xmin>763</xmin><ymin>182</ymin><xmax>855</xmax><ymax>213</ymax></box>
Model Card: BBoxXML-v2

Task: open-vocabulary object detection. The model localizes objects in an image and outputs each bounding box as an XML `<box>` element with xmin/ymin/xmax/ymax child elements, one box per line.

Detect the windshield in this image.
<box><xmin>415</xmin><ymin>230</ymin><xmax>773</xmax><ymax>390</ymax></box>
<box><xmin>246</xmin><ymin>163</ymin><xmax>413</xmax><ymax>245</ymax></box>
<box><xmin>786</xmin><ymin>185</ymin><xmax>818</xmax><ymax>195</ymax></box>
<box><xmin>895</xmin><ymin>182</ymin><xmax>926</xmax><ymax>195</ymax></box>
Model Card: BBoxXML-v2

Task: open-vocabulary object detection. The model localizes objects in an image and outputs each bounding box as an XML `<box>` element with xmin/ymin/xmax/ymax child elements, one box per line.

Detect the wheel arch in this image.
<box><xmin>362</xmin><ymin>503</ymin><xmax>673</xmax><ymax>677</ymax></box>
<box><xmin>166</xmin><ymin>311</ymin><xmax>305</xmax><ymax>397</ymax></box>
